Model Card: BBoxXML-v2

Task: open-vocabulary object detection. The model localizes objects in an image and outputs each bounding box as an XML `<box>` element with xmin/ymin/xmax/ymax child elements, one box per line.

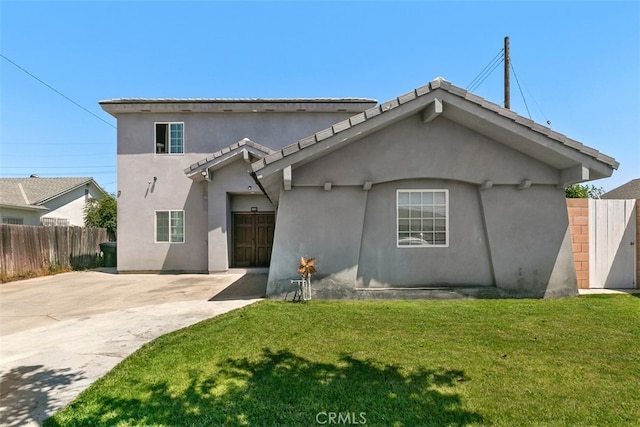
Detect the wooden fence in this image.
<box><xmin>0</xmin><ymin>224</ymin><xmax>108</xmax><ymax>281</ymax></box>
<box><xmin>567</xmin><ymin>199</ymin><xmax>639</xmax><ymax>289</ymax></box>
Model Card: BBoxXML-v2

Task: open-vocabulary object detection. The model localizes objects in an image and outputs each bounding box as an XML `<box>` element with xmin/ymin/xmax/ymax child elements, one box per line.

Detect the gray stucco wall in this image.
<box><xmin>266</xmin><ymin>115</ymin><xmax>577</xmax><ymax>298</ymax></box>
<box><xmin>117</xmin><ymin>154</ymin><xmax>209</xmax><ymax>272</ymax></box>
<box><xmin>267</xmin><ymin>186</ymin><xmax>368</xmax><ymax>297</ymax></box>
<box><xmin>293</xmin><ymin>116</ymin><xmax>560</xmax><ymax>186</ymax></box>
<box><xmin>207</xmin><ymin>159</ymin><xmax>275</xmax><ymax>272</ymax></box>
<box><xmin>117</xmin><ymin>112</ymin><xmax>359</xmax><ymax>156</ymax></box>
<box><xmin>116</xmin><ymin>110</ymin><xmax>354</xmax><ymax>272</ymax></box>
<box><xmin>357</xmin><ymin>179</ymin><xmax>493</xmax><ymax>288</ymax></box>
<box><xmin>479</xmin><ymin>185</ymin><xmax>576</xmax><ymax>297</ymax></box>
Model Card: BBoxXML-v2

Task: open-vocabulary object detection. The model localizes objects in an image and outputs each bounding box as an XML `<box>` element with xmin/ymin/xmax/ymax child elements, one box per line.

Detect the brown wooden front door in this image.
<box><xmin>232</xmin><ymin>212</ymin><xmax>275</xmax><ymax>267</ymax></box>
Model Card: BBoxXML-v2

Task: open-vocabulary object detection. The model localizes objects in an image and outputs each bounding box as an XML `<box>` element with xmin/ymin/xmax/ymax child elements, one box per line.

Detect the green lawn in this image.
<box><xmin>45</xmin><ymin>295</ymin><xmax>640</xmax><ymax>426</ymax></box>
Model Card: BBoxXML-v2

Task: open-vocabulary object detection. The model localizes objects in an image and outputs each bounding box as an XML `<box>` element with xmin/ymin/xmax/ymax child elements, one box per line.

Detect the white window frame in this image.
<box><xmin>41</xmin><ymin>217</ymin><xmax>70</xmax><ymax>226</ymax></box>
<box><xmin>396</xmin><ymin>189</ymin><xmax>449</xmax><ymax>248</ymax></box>
<box><xmin>154</xmin><ymin>122</ymin><xmax>184</xmax><ymax>155</ymax></box>
<box><xmin>2</xmin><ymin>217</ymin><xmax>24</xmax><ymax>225</ymax></box>
<box><xmin>155</xmin><ymin>210</ymin><xmax>185</xmax><ymax>243</ymax></box>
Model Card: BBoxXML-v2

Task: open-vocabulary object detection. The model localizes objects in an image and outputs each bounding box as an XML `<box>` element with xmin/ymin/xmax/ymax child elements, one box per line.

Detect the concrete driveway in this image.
<box><xmin>0</xmin><ymin>269</ymin><xmax>266</xmax><ymax>426</ymax></box>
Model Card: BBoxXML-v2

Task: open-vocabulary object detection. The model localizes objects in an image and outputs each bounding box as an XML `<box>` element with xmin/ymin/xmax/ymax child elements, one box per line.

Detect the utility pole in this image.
<box><xmin>504</xmin><ymin>36</ymin><xmax>510</xmax><ymax>109</ymax></box>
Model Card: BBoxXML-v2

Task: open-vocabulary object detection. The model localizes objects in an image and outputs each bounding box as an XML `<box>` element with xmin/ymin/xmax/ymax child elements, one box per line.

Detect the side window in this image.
<box><xmin>155</xmin><ymin>122</ymin><xmax>184</xmax><ymax>154</ymax></box>
<box><xmin>155</xmin><ymin>210</ymin><xmax>185</xmax><ymax>243</ymax></box>
<box><xmin>397</xmin><ymin>189</ymin><xmax>448</xmax><ymax>247</ymax></box>
<box><xmin>2</xmin><ymin>217</ymin><xmax>24</xmax><ymax>225</ymax></box>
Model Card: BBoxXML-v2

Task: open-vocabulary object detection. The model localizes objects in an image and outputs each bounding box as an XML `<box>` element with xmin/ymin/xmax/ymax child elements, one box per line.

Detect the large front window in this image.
<box><xmin>155</xmin><ymin>122</ymin><xmax>184</xmax><ymax>154</ymax></box>
<box><xmin>397</xmin><ymin>189</ymin><xmax>448</xmax><ymax>247</ymax></box>
<box><xmin>155</xmin><ymin>210</ymin><xmax>184</xmax><ymax>243</ymax></box>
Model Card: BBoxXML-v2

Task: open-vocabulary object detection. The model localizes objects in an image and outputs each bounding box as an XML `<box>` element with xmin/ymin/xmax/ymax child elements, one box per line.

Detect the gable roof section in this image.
<box><xmin>0</xmin><ymin>177</ymin><xmax>106</xmax><ymax>209</ymax></box>
<box><xmin>601</xmin><ymin>178</ymin><xmax>640</xmax><ymax>199</ymax></box>
<box><xmin>251</xmin><ymin>78</ymin><xmax>618</xmax><ymax>186</ymax></box>
<box><xmin>185</xmin><ymin>138</ymin><xmax>275</xmax><ymax>182</ymax></box>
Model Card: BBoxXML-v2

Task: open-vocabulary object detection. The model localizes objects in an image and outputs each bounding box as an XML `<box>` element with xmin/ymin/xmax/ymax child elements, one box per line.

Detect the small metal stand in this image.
<box><xmin>291</xmin><ymin>278</ymin><xmax>311</xmax><ymax>302</ymax></box>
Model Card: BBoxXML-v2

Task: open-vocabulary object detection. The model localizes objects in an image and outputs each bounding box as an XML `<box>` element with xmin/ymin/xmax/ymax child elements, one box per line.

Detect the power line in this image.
<box><xmin>6</xmin><ymin>153</ymin><xmax>115</xmax><ymax>158</ymax></box>
<box><xmin>2</xmin><ymin>172</ymin><xmax>116</xmax><ymax>176</ymax></box>
<box><xmin>468</xmin><ymin>50</ymin><xmax>503</xmax><ymax>90</ymax></box>
<box><xmin>469</xmin><ymin>57</ymin><xmax>504</xmax><ymax>93</ymax></box>
<box><xmin>510</xmin><ymin>63</ymin><xmax>531</xmax><ymax>119</ymax></box>
<box><xmin>0</xmin><ymin>53</ymin><xmax>116</xmax><ymax>129</ymax></box>
<box><xmin>512</xmin><ymin>64</ymin><xmax>551</xmax><ymax>126</ymax></box>
<box><xmin>2</xmin><ymin>166</ymin><xmax>115</xmax><ymax>169</ymax></box>
<box><xmin>467</xmin><ymin>49</ymin><xmax>504</xmax><ymax>92</ymax></box>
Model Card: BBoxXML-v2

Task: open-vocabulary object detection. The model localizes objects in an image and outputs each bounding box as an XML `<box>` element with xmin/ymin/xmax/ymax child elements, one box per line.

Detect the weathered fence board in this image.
<box><xmin>588</xmin><ymin>199</ymin><xmax>637</xmax><ymax>288</ymax></box>
<box><xmin>0</xmin><ymin>225</ymin><xmax>108</xmax><ymax>281</ymax></box>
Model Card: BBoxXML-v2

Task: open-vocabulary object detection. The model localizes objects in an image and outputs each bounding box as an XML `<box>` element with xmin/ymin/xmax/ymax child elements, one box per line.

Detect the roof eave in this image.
<box><xmin>252</xmin><ymin>80</ymin><xmax>618</xmax><ymax>184</ymax></box>
<box><xmin>99</xmin><ymin>98</ymin><xmax>378</xmax><ymax>116</ymax></box>
<box><xmin>35</xmin><ymin>178</ymin><xmax>107</xmax><ymax>205</ymax></box>
<box><xmin>185</xmin><ymin>139</ymin><xmax>275</xmax><ymax>181</ymax></box>
<box><xmin>0</xmin><ymin>203</ymin><xmax>49</xmax><ymax>212</ymax></box>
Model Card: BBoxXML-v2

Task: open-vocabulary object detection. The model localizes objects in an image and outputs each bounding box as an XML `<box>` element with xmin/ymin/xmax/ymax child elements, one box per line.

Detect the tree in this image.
<box><xmin>565</xmin><ymin>184</ymin><xmax>604</xmax><ymax>199</ymax></box>
<box><xmin>84</xmin><ymin>194</ymin><xmax>117</xmax><ymax>241</ymax></box>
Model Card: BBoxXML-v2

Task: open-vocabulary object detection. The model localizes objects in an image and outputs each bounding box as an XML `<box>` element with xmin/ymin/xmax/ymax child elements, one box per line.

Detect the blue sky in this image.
<box><xmin>1</xmin><ymin>1</ymin><xmax>638</xmax><ymax>195</ymax></box>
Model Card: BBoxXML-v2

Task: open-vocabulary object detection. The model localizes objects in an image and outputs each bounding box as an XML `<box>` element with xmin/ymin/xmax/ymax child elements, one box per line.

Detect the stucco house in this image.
<box><xmin>100</xmin><ymin>96</ymin><xmax>376</xmax><ymax>273</ymax></box>
<box><xmin>0</xmin><ymin>176</ymin><xmax>107</xmax><ymax>226</ymax></box>
<box><xmin>101</xmin><ymin>78</ymin><xmax>618</xmax><ymax>298</ymax></box>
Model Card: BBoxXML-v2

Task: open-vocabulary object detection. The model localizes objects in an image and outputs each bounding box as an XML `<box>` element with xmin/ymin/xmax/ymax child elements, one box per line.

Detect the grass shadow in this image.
<box><xmin>45</xmin><ymin>349</ymin><xmax>482</xmax><ymax>426</ymax></box>
<box><xmin>0</xmin><ymin>365</ymin><xmax>86</xmax><ymax>427</ymax></box>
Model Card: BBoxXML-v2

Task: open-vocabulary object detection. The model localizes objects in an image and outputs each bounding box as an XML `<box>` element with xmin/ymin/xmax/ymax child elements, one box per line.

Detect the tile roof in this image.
<box><xmin>601</xmin><ymin>178</ymin><xmax>640</xmax><ymax>199</ymax></box>
<box><xmin>184</xmin><ymin>138</ymin><xmax>275</xmax><ymax>174</ymax></box>
<box><xmin>0</xmin><ymin>177</ymin><xmax>99</xmax><ymax>208</ymax></box>
<box><xmin>251</xmin><ymin>77</ymin><xmax>619</xmax><ymax>173</ymax></box>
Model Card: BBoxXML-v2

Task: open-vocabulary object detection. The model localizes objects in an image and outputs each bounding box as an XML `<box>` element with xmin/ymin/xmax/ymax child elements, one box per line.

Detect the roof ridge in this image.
<box><xmin>17</xmin><ymin>183</ymin><xmax>30</xmax><ymax>204</ymax></box>
<box><xmin>252</xmin><ymin>77</ymin><xmax>619</xmax><ymax>172</ymax></box>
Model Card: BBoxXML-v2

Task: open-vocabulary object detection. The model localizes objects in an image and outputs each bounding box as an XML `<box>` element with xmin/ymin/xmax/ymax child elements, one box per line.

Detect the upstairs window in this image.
<box><xmin>397</xmin><ymin>189</ymin><xmax>449</xmax><ymax>247</ymax></box>
<box><xmin>155</xmin><ymin>122</ymin><xmax>184</xmax><ymax>154</ymax></box>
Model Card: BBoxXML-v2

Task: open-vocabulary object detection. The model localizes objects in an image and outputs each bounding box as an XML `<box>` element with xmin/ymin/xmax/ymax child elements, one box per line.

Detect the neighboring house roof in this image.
<box><xmin>100</xmin><ymin>98</ymin><xmax>378</xmax><ymax>115</ymax></box>
<box><xmin>601</xmin><ymin>178</ymin><xmax>640</xmax><ymax>199</ymax></box>
<box><xmin>185</xmin><ymin>138</ymin><xmax>276</xmax><ymax>182</ymax></box>
<box><xmin>251</xmin><ymin>77</ymin><xmax>618</xmax><ymax>186</ymax></box>
<box><xmin>0</xmin><ymin>177</ymin><xmax>107</xmax><ymax>210</ymax></box>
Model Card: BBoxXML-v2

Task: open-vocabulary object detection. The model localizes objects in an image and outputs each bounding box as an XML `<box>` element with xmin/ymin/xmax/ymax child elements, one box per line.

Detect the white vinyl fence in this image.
<box><xmin>588</xmin><ymin>199</ymin><xmax>637</xmax><ymax>288</ymax></box>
